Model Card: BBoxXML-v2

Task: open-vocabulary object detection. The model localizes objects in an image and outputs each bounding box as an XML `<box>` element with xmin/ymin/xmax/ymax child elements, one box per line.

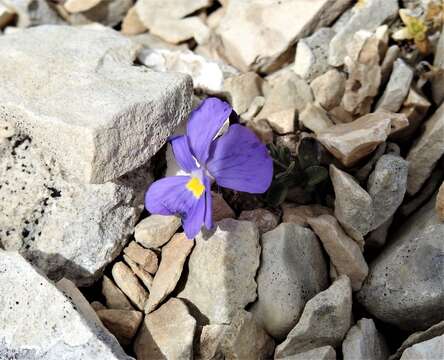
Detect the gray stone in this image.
<box><xmin>251</xmin><ymin>223</ymin><xmax>328</xmax><ymax>340</ymax></box>
<box><xmin>406</xmin><ymin>103</ymin><xmax>444</xmax><ymax>195</ymax></box>
<box><xmin>134</xmin><ymin>298</ymin><xmax>196</xmax><ymax>360</ymax></box>
<box><xmin>432</xmin><ymin>28</ymin><xmax>444</xmax><ymax>105</ymax></box>
<box><xmin>123</xmin><ymin>255</ymin><xmax>153</xmax><ymax>291</ymax></box>
<box><xmin>134</xmin><ymin>215</ymin><xmax>181</xmax><ymax>249</ymax></box>
<box><xmin>294</xmin><ymin>27</ymin><xmax>335</xmax><ymax>82</ymax></box>
<box><xmin>308</xmin><ymin>215</ymin><xmax>368</xmax><ymax>290</ymax></box>
<box><xmin>96</xmin><ymin>309</ymin><xmax>143</xmax><ymax>346</ymax></box>
<box><xmin>280</xmin><ymin>346</ymin><xmax>336</xmax><ymax>360</ymax></box>
<box><xmin>368</xmin><ymin>154</ymin><xmax>409</xmax><ymax>230</ymax></box>
<box><xmin>400</xmin><ymin>335</ymin><xmax>444</xmax><ymax>360</ymax></box>
<box><xmin>0</xmin><ymin>25</ymin><xmax>192</xmax><ymax>183</ymax></box>
<box><xmin>3</xmin><ymin>0</ymin><xmax>65</xmax><ymax>27</ymax></box>
<box><xmin>311</xmin><ymin>69</ymin><xmax>346</xmax><ymax>111</ymax></box>
<box><xmin>216</xmin><ymin>0</ymin><xmax>353</xmax><ymax>73</ymax></box>
<box><xmin>330</xmin><ymin>165</ymin><xmax>373</xmax><ymax>243</ymax></box>
<box><xmin>66</xmin><ymin>0</ymin><xmax>132</xmax><ymax>27</ymax></box>
<box><xmin>0</xmin><ymin>132</ymin><xmax>139</xmax><ymax>286</ymax></box>
<box><xmin>342</xmin><ymin>318</ymin><xmax>389</xmax><ymax>360</ymax></box>
<box><xmin>0</xmin><ymin>251</ymin><xmax>131</xmax><ymax>359</ymax></box>
<box><xmin>329</xmin><ymin>0</ymin><xmax>398</xmax><ymax>66</ymax></box>
<box><xmin>123</xmin><ymin>241</ymin><xmax>158</xmax><ymax>275</ymax></box>
<box><xmin>238</xmin><ymin>208</ymin><xmax>279</xmax><ymax>234</ymax></box>
<box><xmin>357</xmin><ymin>196</ymin><xmax>444</xmax><ymax>331</ymax></box>
<box><xmin>380</xmin><ymin>45</ymin><xmax>400</xmax><ymax>85</ymax></box>
<box><xmin>275</xmin><ymin>276</ymin><xmax>352</xmax><ymax>358</ymax></box>
<box><xmin>376</xmin><ymin>59</ymin><xmax>414</xmax><ymax>113</ymax></box>
<box><xmin>102</xmin><ymin>275</ymin><xmax>134</xmax><ymax>311</ymax></box>
<box><xmin>179</xmin><ymin>219</ymin><xmax>260</xmax><ymax>324</ymax></box>
<box><xmin>299</xmin><ymin>103</ymin><xmax>333</xmax><ymax>134</ymax></box>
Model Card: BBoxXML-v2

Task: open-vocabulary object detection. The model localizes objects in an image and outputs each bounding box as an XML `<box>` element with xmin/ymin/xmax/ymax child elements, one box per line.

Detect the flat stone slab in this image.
<box><xmin>0</xmin><ymin>25</ymin><xmax>192</xmax><ymax>183</ymax></box>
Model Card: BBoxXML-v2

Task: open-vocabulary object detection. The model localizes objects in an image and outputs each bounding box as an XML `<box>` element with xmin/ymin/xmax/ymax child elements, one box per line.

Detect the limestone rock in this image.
<box><xmin>294</xmin><ymin>27</ymin><xmax>335</xmax><ymax>82</ymax></box>
<box><xmin>148</xmin><ymin>16</ymin><xmax>210</xmax><ymax>45</ymax></box>
<box><xmin>308</xmin><ymin>215</ymin><xmax>368</xmax><ymax>290</ymax></box>
<box><xmin>406</xmin><ymin>103</ymin><xmax>444</xmax><ymax>195</ymax></box>
<box><xmin>238</xmin><ymin>208</ymin><xmax>279</xmax><ymax>234</ymax></box>
<box><xmin>267</xmin><ymin>109</ymin><xmax>298</xmax><ymax>134</ymax></box>
<box><xmin>145</xmin><ymin>233</ymin><xmax>194</xmax><ymax>313</ymax></box>
<box><xmin>112</xmin><ymin>262</ymin><xmax>148</xmax><ymax>311</ymax></box>
<box><xmin>223</xmin><ymin>72</ymin><xmax>263</xmax><ymax>114</ymax></box>
<box><xmin>123</xmin><ymin>255</ymin><xmax>154</xmax><ymax>291</ymax></box>
<box><xmin>342</xmin><ymin>318</ymin><xmax>389</xmax><ymax>360</ymax></box>
<box><xmin>96</xmin><ymin>309</ymin><xmax>143</xmax><ymax>346</ymax></box>
<box><xmin>0</xmin><ymin>251</ymin><xmax>131</xmax><ymax>359</ymax></box>
<box><xmin>432</xmin><ymin>28</ymin><xmax>444</xmax><ymax>105</ymax></box>
<box><xmin>212</xmin><ymin>192</ymin><xmax>235</xmax><ymax>222</ymax></box>
<box><xmin>123</xmin><ymin>241</ymin><xmax>158</xmax><ymax>274</ymax></box>
<box><xmin>376</xmin><ymin>59</ymin><xmax>414</xmax><ymax>113</ymax></box>
<box><xmin>251</xmin><ymin>223</ymin><xmax>328</xmax><ymax>340</ymax></box>
<box><xmin>436</xmin><ymin>182</ymin><xmax>444</xmax><ymax>221</ymax></box>
<box><xmin>3</xmin><ymin>0</ymin><xmax>65</xmax><ymax>27</ymax></box>
<box><xmin>216</xmin><ymin>0</ymin><xmax>353</xmax><ymax>73</ymax></box>
<box><xmin>0</xmin><ymin>3</ymin><xmax>15</xmax><ymax>28</ymax></box>
<box><xmin>330</xmin><ymin>165</ymin><xmax>373</xmax><ymax>242</ymax></box>
<box><xmin>275</xmin><ymin>276</ymin><xmax>352</xmax><ymax>358</ymax></box>
<box><xmin>134</xmin><ymin>298</ymin><xmax>196</xmax><ymax>360</ymax></box>
<box><xmin>281</xmin><ymin>204</ymin><xmax>332</xmax><ymax>227</ymax></box>
<box><xmin>311</xmin><ymin>69</ymin><xmax>346</xmax><ymax>111</ymax></box>
<box><xmin>380</xmin><ymin>45</ymin><xmax>400</xmax><ymax>85</ymax></box>
<box><xmin>138</xmin><ymin>48</ymin><xmax>225</xmax><ymax>93</ymax></box>
<box><xmin>0</xmin><ymin>133</ymin><xmax>139</xmax><ymax>286</ymax></box>
<box><xmin>368</xmin><ymin>154</ymin><xmax>409</xmax><ymax>230</ymax></box>
<box><xmin>102</xmin><ymin>275</ymin><xmax>134</xmax><ymax>311</ymax></box>
<box><xmin>179</xmin><ymin>219</ymin><xmax>260</xmax><ymax>324</ymax></box>
<box><xmin>91</xmin><ymin>301</ymin><xmax>106</xmax><ymax>311</ymax></box>
<box><xmin>281</xmin><ymin>346</ymin><xmax>336</xmax><ymax>360</ymax></box>
<box><xmin>134</xmin><ymin>215</ymin><xmax>181</xmax><ymax>249</ymax></box>
<box><xmin>329</xmin><ymin>0</ymin><xmax>398</xmax><ymax>66</ymax></box>
<box><xmin>65</xmin><ymin>0</ymin><xmax>132</xmax><ymax>27</ymax></box>
<box><xmin>400</xmin><ymin>335</ymin><xmax>444</xmax><ymax>360</ymax></box>
<box><xmin>299</xmin><ymin>103</ymin><xmax>333</xmax><ymax>134</ymax></box>
<box><xmin>317</xmin><ymin>114</ymin><xmax>391</xmax><ymax>167</ymax></box>
<box><xmin>357</xmin><ymin>196</ymin><xmax>444</xmax><ymax>331</ymax></box>
<box><xmin>242</xmin><ymin>96</ymin><xmax>266</xmax><ymax>122</ymax></box>
<box><xmin>64</xmin><ymin>0</ymin><xmax>101</xmax><ymax>13</ymax></box>
<box><xmin>0</xmin><ymin>25</ymin><xmax>192</xmax><ymax>183</ymax></box>
<box><xmin>121</xmin><ymin>5</ymin><xmax>146</xmax><ymax>35</ymax></box>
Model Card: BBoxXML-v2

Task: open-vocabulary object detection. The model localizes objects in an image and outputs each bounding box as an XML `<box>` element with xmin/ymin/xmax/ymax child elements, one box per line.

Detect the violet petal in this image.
<box><xmin>170</xmin><ymin>135</ymin><xmax>197</xmax><ymax>173</ymax></box>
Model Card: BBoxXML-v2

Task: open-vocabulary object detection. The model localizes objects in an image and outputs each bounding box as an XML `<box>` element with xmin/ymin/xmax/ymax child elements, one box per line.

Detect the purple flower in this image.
<box><xmin>145</xmin><ymin>97</ymin><xmax>273</xmax><ymax>239</ymax></box>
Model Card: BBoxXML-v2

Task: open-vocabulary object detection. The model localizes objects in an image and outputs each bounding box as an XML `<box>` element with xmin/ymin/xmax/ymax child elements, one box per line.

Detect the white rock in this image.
<box><xmin>329</xmin><ymin>0</ymin><xmax>398</xmax><ymax>66</ymax></box>
<box><xmin>294</xmin><ymin>27</ymin><xmax>335</xmax><ymax>82</ymax></box>
<box><xmin>342</xmin><ymin>318</ymin><xmax>389</xmax><ymax>360</ymax></box>
<box><xmin>216</xmin><ymin>0</ymin><xmax>353</xmax><ymax>73</ymax></box>
<box><xmin>2</xmin><ymin>0</ymin><xmax>65</xmax><ymax>27</ymax></box>
<box><xmin>123</xmin><ymin>241</ymin><xmax>158</xmax><ymax>274</ymax></box>
<box><xmin>64</xmin><ymin>0</ymin><xmax>102</xmax><ymax>13</ymax></box>
<box><xmin>138</xmin><ymin>48</ymin><xmax>225</xmax><ymax>93</ymax></box>
<box><xmin>0</xmin><ymin>251</ymin><xmax>131</xmax><ymax>359</ymax></box>
<box><xmin>376</xmin><ymin>59</ymin><xmax>414</xmax><ymax>113</ymax></box>
<box><xmin>65</xmin><ymin>0</ymin><xmax>132</xmax><ymax>27</ymax></box>
<box><xmin>406</xmin><ymin>103</ymin><xmax>444</xmax><ymax>195</ymax></box>
<box><xmin>275</xmin><ymin>276</ymin><xmax>352</xmax><ymax>358</ymax></box>
<box><xmin>179</xmin><ymin>219</ymin><xmax>260</xmax><ymax>324</ymax></box>
<box><xmin>96</xmin><ymin>309</ymin><xmax>143</xmax><ymax>346</ymax></box>
<box><xmin>134</xmin><ymin>215</ymin><xmax>181</xmax><ymax>249</ymax></box>
<box><xmin>112</xmin><ymin>262</ymin><xmax>148</xmax><ymax>311</ymax></box>
<box><xmin>251</xmin><ymin>223</ymin><xmax>328</xmax><ymax>340</ymax></box>
<box><xmin>280</xmin><ymin>346</ymin><xmax>336</xmax><ymax>360</ymax></box>
<box><xmin>311</xmin><ymin>69</ymin><xmax>346</xmax><ymax>111</ymax></box>
<box><xmin>299</xmin><ymin>103</ymin><xmax>333</xmax><ymax>134</ymax></box>
<box><xmin>148</xmin><ymin>16</ymin><xmax>210</xmax><ymax>45</ymax></box>
<box><xmin>0</xmin><ymin>25</ymin><xmax>192</xmax><ymax>183</ymax></box>
<box><xmin>223</xmin><ymin>72</ymin><xmax>263</xmax><ymax>114</ymax></box>
<box><xmin>121</xmin><ymin>5</ymin><xmax>147</xmax><ymax>36</ymax></box>
<box><xmin>400</xmin><ymin>335</ymin><xmax>444</xmax><ymax>360</ymax></box>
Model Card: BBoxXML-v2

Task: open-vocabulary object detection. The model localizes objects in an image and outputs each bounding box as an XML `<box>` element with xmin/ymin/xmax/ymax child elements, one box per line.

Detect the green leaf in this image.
<box><xmin>298</xmin><ymin>137</ymin><xmax>320</xmax><ymax>169</ymax></box>
<box><xmin>304</xmin><ymin>165</ymin><xmax>329</xmax><ymax>187</ymax></box>
<box><xmin>265</xmin><ymin>182</ymin><xmax>289</xmax><ymax>207</ymax></box>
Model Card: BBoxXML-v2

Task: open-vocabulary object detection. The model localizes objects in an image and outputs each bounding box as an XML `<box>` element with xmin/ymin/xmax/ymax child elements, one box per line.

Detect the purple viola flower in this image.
<box><xmin>145</xmin><ymin>97</ymin><xmax>273</xmax><ymax>239</ymax></box>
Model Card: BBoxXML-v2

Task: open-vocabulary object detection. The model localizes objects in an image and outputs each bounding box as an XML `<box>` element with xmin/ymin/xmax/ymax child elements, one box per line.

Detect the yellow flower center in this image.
<box><xmin>186</xmin><ymin>177</ymin><xmax>205</xmax><ymax>199</ymax></box>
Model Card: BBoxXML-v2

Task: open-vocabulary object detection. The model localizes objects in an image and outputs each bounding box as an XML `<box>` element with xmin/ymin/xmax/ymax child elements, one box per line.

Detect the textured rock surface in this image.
<box><xmin>0</xmin><ymin>25</ymin><xmax>192</xmax><ymax>183</ymax></box>
<box><xmin>308</xmin><ymin>215</ymin><xmax>368</xmax><ymax>290</ymax></box>
<box><xmin>432</xmin><ymin>28</ymin><xmax>444</xmax><ymax>105</ymax></box>
<box><xmin>357</xmin><ymin>196</ymin><xmax>444</xmax><ymax>331</ymax></box>
<box><xmin>281</xmin><ymin>346</ymin><xmax>336</xmax><ymax>360</ymax></box>
<box><xmin>96</xmin><ymin>309</ymin><xmax>143</xmax><ymax>346</ymax></box>
<box><xmin>0</xmin><ymin>132</ymin><xmax>138</xmax><ymax>286</ymax></box>
<box><xmin>400</xmin><ymin>335</ymin><xmax>444</xmax><ymax>360</ymax></box>
<box><xmin>66</xmin><ymin>0</ymin><xmax>132</xmax><ymax>27</ymax></box>
<box><xmin>123</xmin><ymin>241</ymin><xmax>158</xmax><ymax>274</ymax></box>
<box><xmin>3</xmin><ymin>0</ymin><xmax>65</xmax><ymax>28</ymax></box>
<box><xmin>102</xmin><ymin>275</ymin><xmax>134</xmax><ymax>311</ymax></box>
<box><xmin>223</xmin><ymin>72</ymin><xmax>263</xmax><ymax>114</ymax></box>
<box><xmin>406</xmin><ymin>103</ymin><xmax>444</xmax><ymax>195</ymax></box>
<box><xmin>368</xmin><ymin>154</ymin><xmax>409</xmax><ymax>230</ymax></box>
<box><xmin>311</xmin><ymin>69</ymin><xmax>346</xmax><ymax>111</ymax></box>
<box><xmin>134</xmin><ymin>215</ymin><xmax>181</xmax><ymax>249</ymax></box>
<box><xmin>251</xmin><ymin>223</ymin><xmax>328</xmax><ymax>340</ymax></box>
<box><xmin>281</xmin><ymin>204</ymin><xmax>332</xmax><ymax>226</ymax></box>
<box><xmin>112</xmin><ymin>262</ymin><xmax>148</xmax><ymax>311</ymax></box>
<box><xmin>0</xmin><ymin>251</ymin><xmax>131</xmax><ymax>359</ymax></box>
<box><xmin>212</xmin><ymin>192</ymin><xmax>235</xmax><ymax>222</ymax></box>
<box><xmin>275</xmin><ymin>276</ymin><xmax>352</xmax><ymax>358</ymax></box>
<box><xmin>238</xmin><ymin>208</ymin><xmax>279</xmax><ymax>234</ymax></box>
<box><xmin>342</xmin><ymin>318</ymin><xmax>389</xmax><ymax>360</ymax></box>
<box><xmin>134</xmin><ymin>298</ymin><xmax>196</xmax><ymax>360</ymax></box>
<box><xmin>216</xmin><ymin>0</ymin><xmax>353</xmax><ymax>73</ymax></box>
<box><xmin>436</xmin><ymin>182</ymin><xmax>444</xmax><ymax>222</ymax></box>
<box><xmin>179</xmin><ymin>219</ymin><xmax>260</xmax><ymax>324</ymax></box>
<box><xmin>145</xmin><ymin>233</ymin><xmax>194</xmax><ymax>313</ymax></box>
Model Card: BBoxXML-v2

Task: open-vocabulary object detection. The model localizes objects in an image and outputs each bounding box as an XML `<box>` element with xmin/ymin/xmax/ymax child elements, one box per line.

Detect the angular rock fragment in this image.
<box><xmin>376</xmin><ymin>59</ymin><xmax>414</xmax><ymax>113</ymax></box>
<box><xmin>112</xmin><ymin>262</ymin><xmax>148</xmax><ymax>311</ymax></box>
<box><xmin>275</xmin><ymin>276</ymin><xmax>352</xmax><ymax>358</ymax></box>
<box><xmin>65</xmin><ymin>0</ymin><xmax>132</xmax><ymax>27</ymax></box>
<box><xmin>317</xmin><ymin>114</ymin><xmax>391</xmax><ymax>166</ymax></box>
<box><xmin>97</xmin><ymin>309</ymin><xmax>143</xmax><ymax>346</ymax></box>
<box><xmin>145</xmin><ymin>233</ymin><xmax>194</xmax><ymax>313</ymax></box>
<box><xmin>330</xmin><ymin>165</ymin><xmax>373</xmax><ymax>242</ymax></box>
<box><xmin>380</xmin><ymin>45</ymin><xmax>400</xmax><ymax>85</ymax></box>
<box><xmin>311</xmin><ymin>69</ymin><xmax>346</xmax><ymax>111</ymax></box>
<box><xmin>238</xmin><ymin>208</ymin><xmax>279</xmax><ymax>234</ymax></box>
<box><xmin>216</xmin><ymin>0</ymin><xmax>353</xmax><ymax>73</ymax></box>
<box><xmin>342</xmin><ymin>318</ymin><xmax>389</xmax><ymax>360</ymax></box>
<box><xmin>251</xmin><ymin>223</ymin><xmax>328</xmax><ymax>340</ymax></box>
<box><xmin>121</xmin><ymin>5</ymin><xmax>146</xmax><ymax>35</ymax></box>
<box><xmin>123</xmin><ymin>255</ymin><xmax>153</xmax><ymax>291</ymax></box>
<box><xmin>148</xmin><ymin>16</ymin><xmax>210</xmax><ymax>45</ymax></box>
<box><xmin>281</xmin><ymin>204</ymin><xmax>332</xmax><ymax>227</ymax></box>
<box><xmin>134</xmin><ymin>215</ymin><xmax>181</xmax><ymax>249</ymax></box>
<box><xmin>432</xmin><ymin>28</ymin><xmax>444</xmax><ymax>105</ymax></box>
<box><xmin>308</xmin><ymin>215</ymin><xmax>368</xmax><ymax>290</ymax></box>
<box><xmin>0</xmin><ymin>25</ymin><xmax>192</xmax><ymax>183</ymax></box>
<box><xmin>64</xmin><ymin>0</ymin><xmax>102</xmax><ymax>13</ymax></box>
<box><xmin>212</xmin><ymin>192</ymin><xmax>235</xmax><ymax>222</ymax></box>
<box><xmin>281</xmin><ymin>346</ymin><xmax>336</xmax><ymax>360</ymax></box>
<box><xmin>4</xmin><ymin>0</ymin><xmax>65</xmax><ymax>27</ymax></box>
<box><xmin>299</xmin><ymin>103</ymin><xmax>333</xmax><ymax>134</ymax></box>
<box><xmin>400</xmin><ymin>335</ymin><xmax>444</xmax><ymax>360</ymax></box>
<box><xmin>134</xmin><ymin>298</ymin><xmax>196</xmax><ymax>360</ymax></box>
<box><xmin>357</xmin><ymin>196</ymin><xmax>444</xmax><ymax>331</ymax></box>
<box><xmin>179</xmin><ymin>219</ymin><xmax>260</xmax><ymax>324</ymax></box>
<box><xmin>406</xmin><ymin>103</ymin><xmax>444</xmax><ymax>195</ymax></box>
<box><xmin>0</xmin><ymin>251</ymin><xmax>131</xmax><ymax>359</ymax></box>
<box><xmin>124</xmin><ymin>241</ymin><xmax>158</xmax><ymax>274</ymax></box>
<box><xmin>223</xmin><ymin>72</ymin><xmax>263</xmax><ymax>114</ymax></box>
<box><xmin>102</xmin><ymin>275</ymin><xmax>134</xmax><ymax>311</ymax></box>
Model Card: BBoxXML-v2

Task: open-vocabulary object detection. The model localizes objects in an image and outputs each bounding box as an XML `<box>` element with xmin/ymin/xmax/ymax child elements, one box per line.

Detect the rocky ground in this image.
<box><xmin>0</xmin><ymin>0</ymin><xmax>444</xmax><ymax>359</ymax></box>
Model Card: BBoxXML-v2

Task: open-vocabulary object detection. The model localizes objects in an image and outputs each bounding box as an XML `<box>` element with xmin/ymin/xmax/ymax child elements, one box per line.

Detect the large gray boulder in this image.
<box><xmin>357</xmin><ymin>196</ymin><xmax>444</xmax><ymax>331</ymax></box>
<box><xmin>0</xmin><ymin>25</ymin><xmax>192</xmax><ymax>183</ymax></box>
<box><xmin>0</xmin><ymin>251</ymin><xmax>132</xmax><ymax>360</ymax></box>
